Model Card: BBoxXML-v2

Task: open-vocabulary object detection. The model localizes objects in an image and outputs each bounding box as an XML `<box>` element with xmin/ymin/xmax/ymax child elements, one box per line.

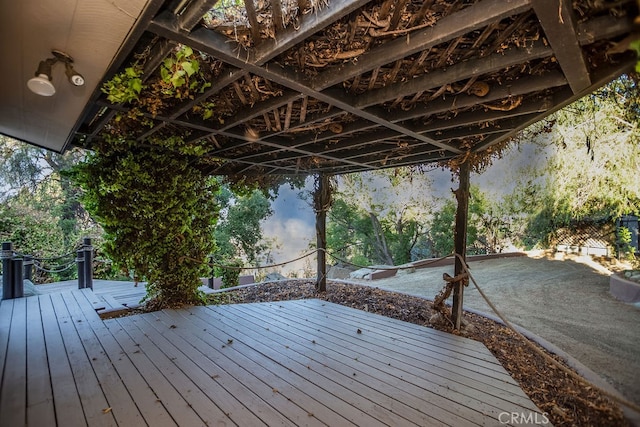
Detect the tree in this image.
<box><xmin>327</xmin><ymin>168</ymin><xmax>434</xmax><ymax>265</ymax></box>
<box><xmin>213</xmin><ymin>184</ymin><xmax>274</xmax><ymax>265</ymax></box>
<box><xmin>428</xmin><ymin>185</ymin><xmax>498</xmax><ymax>256</ymax></box>
<box><xmin>0</xmin><ymin>136</ymin><xmax>89</xmax><ymax>247</ymax></box>
<box><xmin>504</xmin><ymin>74</ymin><xmax>640</xmax><ymax>248</ymax></box>
<box><xmin>326</xmin><ymin>198</ymin><xmax>376</xmax><ymax>265</ymax></box>
<box><xmin>547</xmin><ymin>75</ymin><xmax>640</xmax><ymax>220</ymax></box>
<box><xmin>0</xmin><ymin>136</ymin><xmax>102</xmax><ymax>281</ymax></box>
<box><xmin>0</xmin><ymin>195</ymin><xmax>65</xmax><ymax>259</ymax></box>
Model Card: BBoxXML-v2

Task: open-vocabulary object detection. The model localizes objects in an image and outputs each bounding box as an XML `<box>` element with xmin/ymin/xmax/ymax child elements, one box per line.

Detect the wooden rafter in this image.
<box><xmin>243</xmin><ymin>0</ymin><xmax>262</xmax><ymax>43</ymax></box>
<box><xmin>354</xmin><ymin>42</ymin><xmax>552</xmax><ymax>108</ymax></box>
<box><xmin>148</xmin><ymin>13</ymin><xmax>463</xmax><ymax>154</ymax></box>
<box><xmin>310</xmin><ymin>0</ymin><xmax>532</xmax><ymax>90</ymax></box>
<box><xmin>473</xmin><ymin>55</ymin><xmax>637</xmax><ymax>153</ymax></box>
<box><xmin>70</xmin><ymin>0</ymin><xmax>637</xmax><ymax>177</ymax></box>
<box><xmin>532</xmin><ymin>0</ymin><xmax>591</xmax><ymax>93</ymax></box>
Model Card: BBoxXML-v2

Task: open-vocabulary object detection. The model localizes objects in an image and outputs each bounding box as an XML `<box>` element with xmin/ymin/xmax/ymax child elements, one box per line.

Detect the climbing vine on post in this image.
<box><xmin>71</xmin><ymin>45</ymin><xmax>222</xmax><ymax>309</ymax></box>
<box><xmin>70</xmin><ymin>136</ymin><xmax>220</xmax><ymax>308</ymax></box>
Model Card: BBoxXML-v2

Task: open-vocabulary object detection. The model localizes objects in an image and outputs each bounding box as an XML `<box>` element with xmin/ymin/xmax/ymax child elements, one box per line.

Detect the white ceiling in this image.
<box><xmin>0</xmin><ymin>0</ymin><xmax>151</xmax><ymax>152</ymax></box>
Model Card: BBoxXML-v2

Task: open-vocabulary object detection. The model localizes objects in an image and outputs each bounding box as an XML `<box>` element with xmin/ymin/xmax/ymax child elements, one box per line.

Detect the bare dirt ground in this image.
<box><xmin>347</xmin><ymin>252</ymin><xmax>640</xmax><ymax>409</ymax></box>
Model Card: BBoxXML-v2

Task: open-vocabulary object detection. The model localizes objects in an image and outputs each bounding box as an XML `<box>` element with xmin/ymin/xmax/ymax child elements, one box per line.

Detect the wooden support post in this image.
<box><xmin>12</xmin><ymin>258</ymin><xmax>23</xmax><ymax>298</ymax></box>
<box><xmin>452</xmin><ymin>160</ymin><xmax>471</xmax><ymax>329</ymax></box>
<box><xmin>77</xmin><ymin>249</ymin><xmax>85</xmax><ymax>289</ymax></box>
<box><xmin>315</xmin><ymin>173</ymin><xmax>330</xmax><ymax>292</ymax></box>
<box><xmin>2</xmin><ymin>242</ymin><xmax>14</xmax><ymax>300</ymax></box>
<box><xmin>83</xmin><ymin>237</ymin><xmax>94</xmax><ymax>290</ymax></box>
<box><xmin>208</xmin><ymin>255</ymin><xmax>215</xmax><ymax>289</ymax></box>
<box><xmin>23</xmin><ymin>255</ymin><xmax>33</xmax><ymax>281</ymax></box>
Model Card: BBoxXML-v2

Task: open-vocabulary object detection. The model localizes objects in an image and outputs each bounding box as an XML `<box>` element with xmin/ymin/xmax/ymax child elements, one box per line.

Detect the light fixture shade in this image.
<box><xmin>27</xmin><ymin>51</ymin><xmax>84</xmax><ymax>96</ymax></box>
<box><xmin>27</xmin><ymin>74</ymin><xmax>56</xmax><ymax>96</ymax></box>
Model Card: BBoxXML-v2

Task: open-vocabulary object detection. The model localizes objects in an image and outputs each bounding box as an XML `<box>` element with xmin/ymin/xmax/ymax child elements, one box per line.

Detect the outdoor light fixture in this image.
<box><xmin>27</xmin><ymin>50</ymin><xmax>84</xmax><ymax>96</ymax></box>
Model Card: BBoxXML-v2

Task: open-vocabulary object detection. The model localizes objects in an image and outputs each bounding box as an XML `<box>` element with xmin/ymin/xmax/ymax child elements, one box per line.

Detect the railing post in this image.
<box><xmin>77</xmin><ymin>249</ymin><xmax>85</xmax><ymax>289</ymax></box>
<box><xmin>83</xmin><ymin>238</ymin><xmax>93</xmax><ymax>290</ymax></box>
<box><xmin>2</xmin><ymin>242</ymin><xmax>14</xmax><ymax>300</ymax></box>
<box><xmin>13</xmin><ymin>258</ymin><xmax>24</xmax><ymax>298</ymax></box>
<box><xmin>208</xmin><ymin>255</ymin><xmax>215</xmax><ymax>289</ymax></box>
<box><xmin>24</xmin><ymin>255</ymin><xmax>33</xmax><ymax>281</ymax></box>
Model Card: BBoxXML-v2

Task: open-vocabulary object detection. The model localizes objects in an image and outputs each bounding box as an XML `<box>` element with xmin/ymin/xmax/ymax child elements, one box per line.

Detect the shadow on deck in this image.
<box><xmin>0</xmin><ymin>287</ymin><xmax>549</xmax><ymax>426</ymax></box>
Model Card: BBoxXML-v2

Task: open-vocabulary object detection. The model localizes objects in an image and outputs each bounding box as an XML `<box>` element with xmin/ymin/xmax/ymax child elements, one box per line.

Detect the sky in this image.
<box><xmin>261</xmin><ymin>141</ymin><xmax>547</xmax><ymax>276</ymax></box>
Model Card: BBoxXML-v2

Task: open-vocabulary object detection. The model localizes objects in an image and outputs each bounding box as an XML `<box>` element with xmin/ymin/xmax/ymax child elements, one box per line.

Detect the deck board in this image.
<box><xmin>140</xmin><ymin>310</ymin><xmax>312</xmax><ymax>426</ymax></box>
<box><xmin>0</xmin><ymin>298</ymin><xmax>13</xmax><ymax>379</ymax></box>
<box><xmin>49</xmin><ymin>293</ymin><xmax>117</xmax><ymax>427</ymax></box>
<box><xmin>112</xmin><ymin>315</ymin><xmax>230</xmax><ymax>426</ymax></box>
<box><xmin>224</xmin><ymin>302</ymin><xmax>495</xmax><ymax>425</ymax></box>
<box><xmin>241</xmin><ymin>300</ymin><xmax>542</xmax><ymax>413</ymax></box>
<box><xmin>61</xmin><ymin>291</ymin><xmax>145</xmax><ymax>427</ymax></box>
<box><xmin>0</xmin><ymin>290</ymin><xmax>549</xmax><ymax>426</ymax></box>
<box><xmin>253</xmin><ymin>299</ymin><xmax>539</xmax><ymax>410</ymax></box>
<box><xmin>39</xmin><ymin>293</ymin><xmax>87</xmax><ymax>426</ymax></box>
<box><xmin>160</xmin><ymin>308</ymin><xmax>363</xmax><ymax>426</ymax></box>
<box><xmin>105</xmin><ymin>316</ymin><xmax>206</xmax><ymax>426</ymax></box>
<box><xmin>26</xmin><ymin>295</ymin><xmax>56</xmax><ymax>426</ymax></box>
<box><xmin>203</xmin><ymin>304</ymin><xmax>457</xmax><ymax>427</ymax></box>
<box><xmin>1</xmin><ymin>298</ymin><xmax>27</xmax><ymax>426</ymax></box>
<box><xmin>70</xmin><ymin>290</ymin><xmax>177</xmax><ymax>427</ymax></box>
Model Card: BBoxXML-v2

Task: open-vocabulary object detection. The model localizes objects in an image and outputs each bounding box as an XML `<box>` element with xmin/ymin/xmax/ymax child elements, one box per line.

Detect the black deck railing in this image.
<box><xmin>1</xmin><ymin>238</ymin><xmax>94</xmax><ymax>300</ymax></box>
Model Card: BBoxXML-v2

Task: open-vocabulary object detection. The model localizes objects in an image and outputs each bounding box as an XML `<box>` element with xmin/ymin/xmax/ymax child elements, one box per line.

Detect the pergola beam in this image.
<box><xmin>231</xmin><ymin>73</ymin><xmax>565</xmax><ymax>163</ymax></box>
<box><xmin>452</xmin><ymin>160</ymin><xmax>471</xmax><ymax>329</ymax></box>
<box><xmin>181</xmin><ymin>12</ymin><xmax>625</xmax><ymax>152</ymax></box>
<box><xmin>310</xmin><ymin>0</ymin><xmax>533</xmax><ymax>90</ymax></box>
<box><xmin>148</xmin><ymin>13</ymin><xmax>463</xmax><ymax>154</ymax></box>
<box><xmin>532</xmin><ymin>0</ymin><xmax>591</xmax><ymax>93</ymax></box>
<box><xmin>354</xmin><ymin>42</ymin><xmax>552</xmax><ymax>109</ymax></box>
<box><xmin>252</xmin><ymin>0</ymin><xmax>374</xmax><ymax>64</ymax></box>
<box><xmin>473</xmin><ymin>55</ymin><xmax>636</xmax><ymax>153</ymax></box>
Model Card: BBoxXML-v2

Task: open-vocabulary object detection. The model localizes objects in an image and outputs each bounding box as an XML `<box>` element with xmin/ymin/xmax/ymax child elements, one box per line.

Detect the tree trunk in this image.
<box><xmin>369</xmin><ymin>212</ymin><xmax>395</xmax><ymax>265</ymax></box>
<box><xmin>452</xmin><ymin>160</ymin><xmax>471</xmax><ymax>329</ymax></box>
<box><xmin>314</xmin><ymin>174</ymin><xmax>331</xmax><ymax>292</ymax></box>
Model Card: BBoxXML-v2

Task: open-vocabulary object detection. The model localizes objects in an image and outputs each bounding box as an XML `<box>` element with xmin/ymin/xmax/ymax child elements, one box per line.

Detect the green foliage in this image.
<box><xmin>215</xmin><ymin>259</ymin><xmax>242</xmax><ymax>288</ymax></box>
<box><xmin>0</xmin><ymin>201</ymin><xmax>65</xmax><ymax>259</ymax></box>
<box><xmin>631</xmin><ymin>40</ymin><xmax>640</xmax><ymax>73</ymax></box>
<box><xmin>503</xmin><ymin>75</ymin><xmax>640</xmax><ymax>249</ymax></box>
<box><xmin>0</xmin><ymin>136</ymin><xmax>98</xmax><ymax>282</ymax></box>
<box><xmin>326</xmin><ymin>169</ymin><xmax>433</xmax><ymax>266</ymax></box>
<box><xmin>213</xmin><ymin>186</ymin><xmax>273</xmax><ymax>264</ymax></box>
<box><xmin>428</xmin><ymin>186</ymin><xmax>496</xmax><ymax>256</ymax></box>
<box><xmin>327</xmin><ymin>198</ymin><xmax>374</xmax><ymax>264</ymax></box>
<box><xmin>101</xmin><ymin>66</ymin><xmax>145</xmax><ymax>104</ymax></box>
<box><xmin>159</xmin><ymin>46</ymin><xmax>211</xmax><ymax>100</ymax></box>
<box><xmin>617</xmin><ymin>226</ymin><xmax>636</xmax><ymax>260</ymax></box>
<box><xmin>193</xmin><ymin>101</ymin><xmax>218</xmax><ymax>121</ymax></box>
<box><xmin>70</xmin><ymin>136</ymin><xmax>220</xmax><ymax>308</ymax></box>
<box><xmin>429</xmin><ymin>199</ymin><xmax>456</xmax><ymax>257</ymax></box>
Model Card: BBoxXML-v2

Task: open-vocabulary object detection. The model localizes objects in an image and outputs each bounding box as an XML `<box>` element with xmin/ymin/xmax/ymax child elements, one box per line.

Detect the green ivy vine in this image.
<box><xmin>72</xmin><ymin>45</ymin><xmax>224</xmax><ymax>308</ymax></box>
<box><xmin>101</xmin><ymin>66</ymin><xmax>145</xmax><ymax>104</ymax></box>
<box><xmin>159</xmin><ymin>46</ymin><xmax>211</xmax><ymax>99</ymax></box>
<box><xmin>70</xmin><ymin>136</ymin><xmax>221</xmax><ymax>308</ymax></box>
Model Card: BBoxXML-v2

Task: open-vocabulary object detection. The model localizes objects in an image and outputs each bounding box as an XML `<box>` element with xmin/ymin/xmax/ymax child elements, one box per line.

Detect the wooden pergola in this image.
<box><xmin>5</xmin><ymin>0</ymin><xmax>639</xmax><ymax>324</ymax></box>
<box><xmin>69</xmin><ymin>0</ymin><xmax>637</xmax><ymax>174</ymax></box>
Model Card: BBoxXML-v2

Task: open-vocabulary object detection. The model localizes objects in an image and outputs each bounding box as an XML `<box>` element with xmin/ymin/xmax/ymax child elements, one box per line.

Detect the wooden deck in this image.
<box><xmin>0</xmin><ymin>289</ymin><xmax>548</xmax><ymax>426</ymax></box>
<box><xmin>35</xmin><ymin>280</ymin><xmax>155</xmax><ymax>312</ymax></box>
